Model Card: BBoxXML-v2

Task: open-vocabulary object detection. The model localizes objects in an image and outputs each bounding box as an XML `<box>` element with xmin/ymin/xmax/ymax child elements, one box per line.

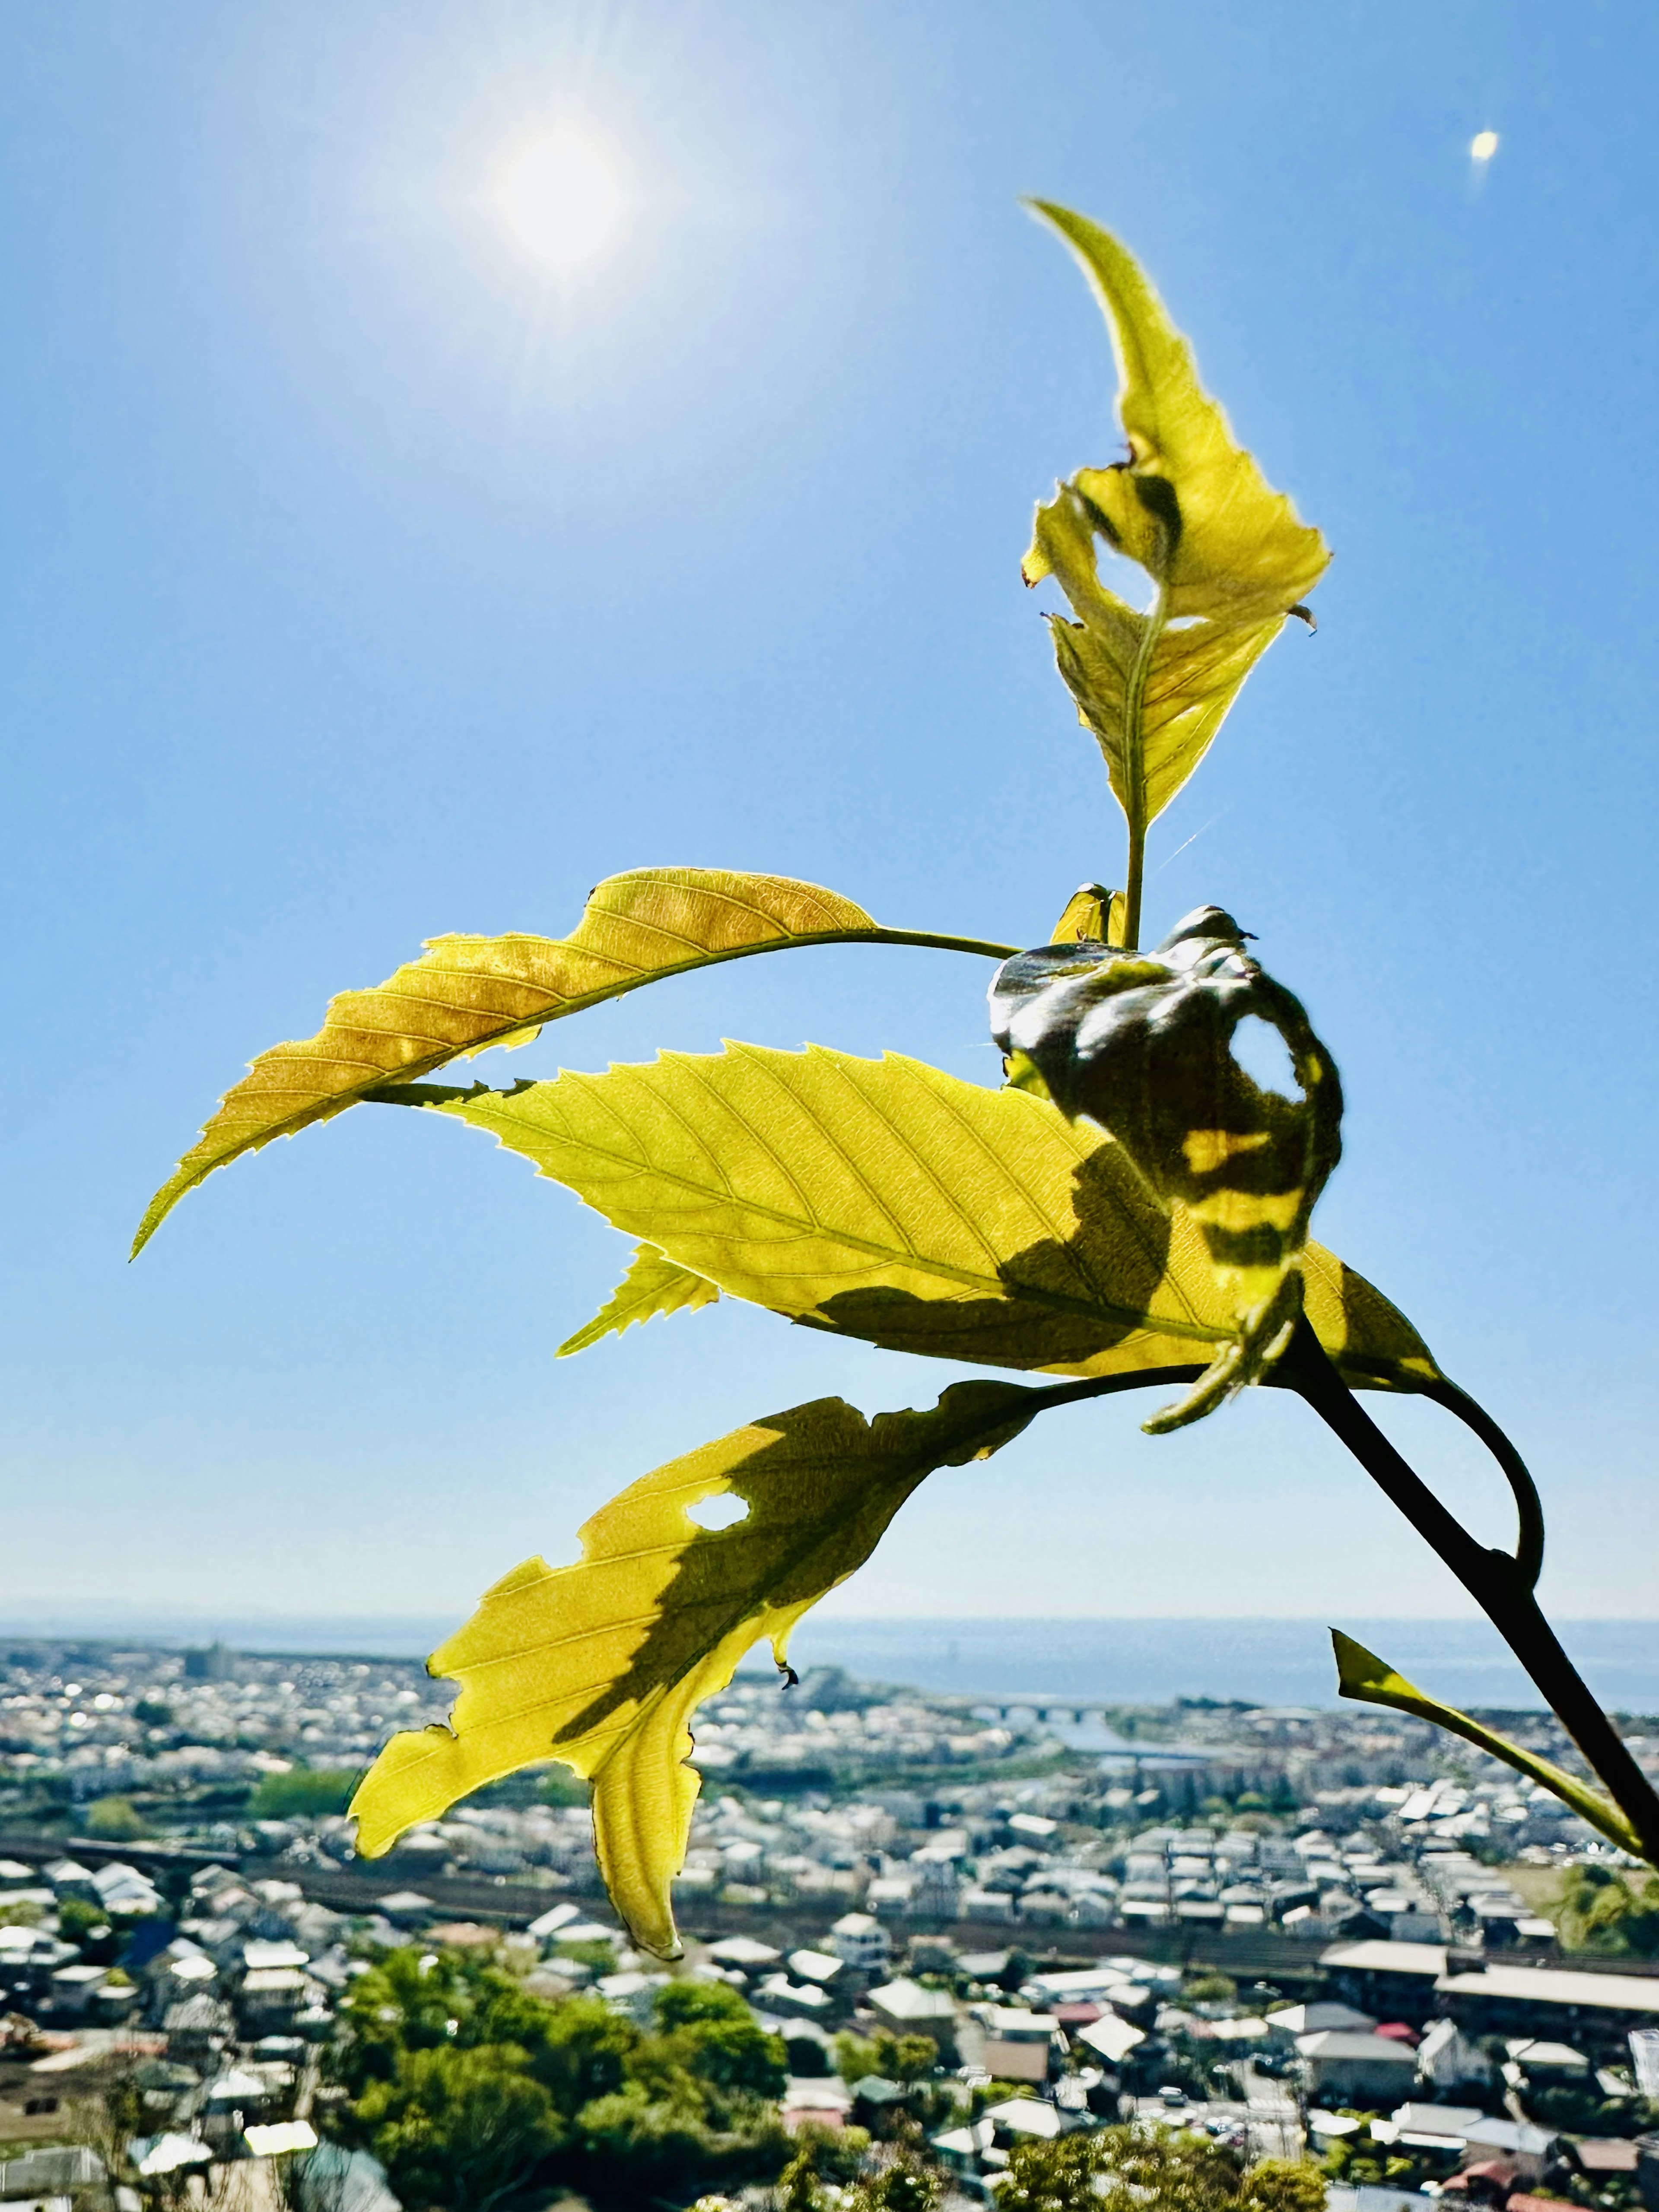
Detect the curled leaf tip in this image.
<box><xmin>991</xmin><ymin>911</ymin><xmax>1342</xmax><ymax>1427</ymax></box>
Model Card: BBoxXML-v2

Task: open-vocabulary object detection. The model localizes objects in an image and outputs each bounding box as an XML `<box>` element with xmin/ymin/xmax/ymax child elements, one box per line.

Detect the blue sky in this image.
<box><xmin>4</xmin><ymin>2</ymin><xmax>1656</xmax><ymax>1637</ymax></box>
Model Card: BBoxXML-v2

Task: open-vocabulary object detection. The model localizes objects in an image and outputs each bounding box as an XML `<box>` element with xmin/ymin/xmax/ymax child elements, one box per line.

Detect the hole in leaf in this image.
<box><xmin>686</xmin><ymin>1493</ymin><xmax>750</xmax><ymax>1533</ymax></box>
<box><xmin>1230</xmin><ymin>1014</ymin><xmax>1301</xmax><ymax>1100</ymax></box>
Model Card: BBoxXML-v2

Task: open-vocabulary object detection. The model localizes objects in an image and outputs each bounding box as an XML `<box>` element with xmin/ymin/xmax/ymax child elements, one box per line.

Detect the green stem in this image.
<box><xmin>1277</xmin><ymin>1316</ymin><xmax>1659</xmax><ymax>1864</ymax></box>
<box><xmin>833</xmin><ymin>928</ymin><xmax>1023</xmax><ymax>960</ymax></box>
<box><xmin>1119</xmin><ymin>825</ymin><xmax>1145</xmax><ymax>954</ymax></box>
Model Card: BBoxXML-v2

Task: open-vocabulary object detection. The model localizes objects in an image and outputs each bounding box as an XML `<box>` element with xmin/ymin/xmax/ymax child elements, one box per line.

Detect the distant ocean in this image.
<box><xmin>1</xmin><ymin>1609</ymin><xmax>1656</xmax><ymax>1714</ymax></box>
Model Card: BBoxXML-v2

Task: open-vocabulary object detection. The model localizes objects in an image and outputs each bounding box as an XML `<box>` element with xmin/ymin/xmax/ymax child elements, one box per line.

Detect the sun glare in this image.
<box><xmin>498</xmin><ymin>133</ymin><xmax>623</xmax><ymax>269</ymax></box>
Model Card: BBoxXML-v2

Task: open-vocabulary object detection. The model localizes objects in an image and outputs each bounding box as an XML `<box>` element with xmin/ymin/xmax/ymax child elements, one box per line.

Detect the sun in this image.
<box><xmin>497</xmin><ymin>133</ymin><xmax>624</xmax><ymax>269</ymax></box>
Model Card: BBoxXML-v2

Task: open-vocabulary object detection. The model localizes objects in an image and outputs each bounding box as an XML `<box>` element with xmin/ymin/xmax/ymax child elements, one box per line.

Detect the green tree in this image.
<box><xmin>1241</xmin><ymin>2159</ymin><xmax>1331</xmax><ymax>2212</ymax></box>
<box><xmin>134</xmin><ymin>201</ymin><xmax>1659</xmax><ymax>1955</ymax></box>
<box><xmin>779</xmin><ymin>2119</ymin><xmax>874</xmax><ymax>2202</ymax></box>
<box><xmin>1182</xmin><ymin>1974</ymin><xmax>1237</xmax><ymax>2005</ymax></box>
<box><xmin>1007</xmin><ymin>2127</ymin><xmax>1330</xmax><ymax>2212</ymax></box>
<box><xmin>334</xmin><ymin>1947</ymin><xmax>476</xmax><ymax>2098</ymax></box>
<box><xmin>250</xmin><ymin>1768</ymin><xmax>357</xmax><ymax>1820</ymax></box>
<box><xmin>353</xmin><ymin>2041</ymin><xmax>563</xmax><ymax>2212</ymax></box>
<box><xmin>842</xmin><ymin>2152</ymin><xmax>941</xmax><ymax>2212</ymax></box>
<box><xmin>654</xmin><ymin>1980</ymin><xmax>788</xmax><ymax>2098</ymax></box>
<box><xmin>998</xmin><ymin>2133</ymin><xmax>1113</xmax><ymax>2212</ymax></box>
<box><xmin>332</xmin><ymin>1949</ymin><xmax>795</xmax><ymax>2204</ymax></box>
<box><xmin>540</xmin><ymin>1769</ymin><xmax>588</xmax><ymax>1808</ymax></box>
<box><xmin>574</xmin><ymin>2080</ymin><xmax>788</xmax><ymax>2203</ymax></box>
<box><xmin>56</xmin><ymin>1894</ymin><xmax>112</xmax><ymax>1948</ymax></box>
<box><xmin>1555</xmin><ymin>1864</ymin><xmax>1659</xmax><ymax>1957</ymax></box>
<box><xmin>835</xmin><ymin>2031</ymin><xmax>939</xmax><ymax>2086</ymax></box>
<box><xmin>84</xmin><ymin>1794</ymin><xmax>145</xmax><ymax>1841</ymax></box>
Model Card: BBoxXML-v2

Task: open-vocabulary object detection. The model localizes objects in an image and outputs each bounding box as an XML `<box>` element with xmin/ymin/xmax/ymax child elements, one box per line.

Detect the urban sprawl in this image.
<box><xmin>0</xmin><ymin>1638</ymin><xmax>1657</xmax><ymax>2209</ymax></box>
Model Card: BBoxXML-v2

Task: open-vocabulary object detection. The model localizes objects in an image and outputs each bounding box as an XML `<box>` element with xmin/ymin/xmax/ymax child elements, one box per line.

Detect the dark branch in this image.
<box><xmin>1277</xmin><ymin>1315</ymin><xmax>1659</xmax><ymax>1864</ymax></box>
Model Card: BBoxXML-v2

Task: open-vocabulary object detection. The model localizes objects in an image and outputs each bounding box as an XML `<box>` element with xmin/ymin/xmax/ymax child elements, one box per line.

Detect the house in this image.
<box><xmin>932</xmin><ymin>2117</ymin><xmax>998</xmax><ymax>2177</ymax></box>
<box><xmin>788</xmin><ymin>1948</ymin><xmax>844</xmax><ymax>1989</ymax></box>
<box><xmin>246</xmin><ymin>2120</ymin><xmax>320</xmax><ymax>2158</ymax></box>
<box><xmin>238</xmin><ymin>1967</ymin><xmax>310</xmax><ymax>2034</ymax></box>
<box><xmin>779</xmin><ymin>2076</ymin><xmax>853</xmax><ymax>2135</ymax></box>
<box><xmin>92</xmin><ymin>1862</ymin><xmax>163</xmax><ymax>1917</ymax></box>
<box><xmin>1387</xmin><ymin>2101</ymin><xmax>1485</xmax><ymax>2143</ymax></box>
<box><xmin>982</xmin><ymin>2037</ymin><xmax>1052</xmax><ymax>2087</ymax></box>
<box><xmin>43</xmin><ymin>1861</ymin><xmax>99</xmax><ymax>1903</ymax></box>
<box><xmin>243</xmin><ymin>1939</ymin><xmax>310</xmax><ymax>1975</ymax></box>
<box><xmin>202</xmin><ymin>2064</ymin><xmax>272</xmax><ymax>2146</ymax></box>
<box><xmin>852</xmin><ymin>2075</ymin><xmax>912</xmax><ymax>2127</ymax></box>
<box><xmin>704</xmin><ymin>1935</ymin><xmax>781</xmax><ymax>1971</ymax></box>
<box><xmin>0</xmin><ymin>2144</ymin><xmax>105</xmax><ymax>2199</ymax></box>
<box><xmin>372</xmin><ymin>1892</ymin><xmax>434</xmax><ymax>1929</ymax></box>
<box><xmin>1417</xmin><ymin>2017</ymin><xmax>1495</xmax><ymax>2093</ymax></box>
<box><xmin>1268</xmin><ymin>2001</ymin><xmax>1378</xmax><ymax>2041</ymax></box>
<box><xmin>1506</xmin><ymin>2039</ymin><xmax>1589</xmax><ymax>2078</ymax></box>
<box><xmin>754</xmin><ymin>1974</ymin><xmax>835</xmax><ymax>2020</ymax></box>
<box><xmin>979</xmin><ymin>2004</ymin><xmax>1062</xmax><ymax>2084</ymax></box>
<box><xmin>829</xmin><ymin>1913</ymin><xmax>891</xmax><ymax>1973</ymax></box>
<box><xmin>1454</xmin><ymin>2117</ymin><xmax>1557</xmax><ymax>2181</ymax></box>
<box><xmin>1026</xmin><ymin>1968</ymin><xmax>1141</xmax><ymax>2008</ymax></box>
<box><xmin>595</xmin><ymin>1970</ymin><xmax>666</xmax><ymax>2024</ymax></box>
<box><xmin>527</xmin><ymin>1902</ymin><xmax>583</xmax><ymax>1942</ymax></box>
<box><xmin>961</xmin><ymin>1886</ymin><xmax>1018</xmax><ymax>1922</ymax></box>
<box><xmin>866</xmin><ymin>1978</ymin><xmax>957</xmax><ymax>2061</ymax></box>
<box><xmin>297</xmin><ymin>2142</ymin><xmax>404</xmax><ymax>2212</ymax></box>
<box><xmin>1077</xmin><ymin>2012</ymin><xmax>1147</xmax><ymax>2068</ymax></box>
<box><xmin>1323</xmin><ymin>1941</ymin><xmax>1449</xmax><ymax>2025</ymax></box>
<box><xmin>161</xmin><ymin>1993</ymin><xmax>234</xmax><ymax>2063</ymax></box>
<box><xmin>46</xmin><ymin>1962</ymin><xmax>106</xmax><ymax>2020</ymax></box>
<box><xmin>985</xmin><ymin>2096</ymin><xmax>1068</xmax><ymax>2144</ymax></box>
<box><xmin>1298</xmin><ymin>2029</ymin><xmax>1422</xmax><ymax>2101</ymax></box>
<box><xmin>1437</xmin><ymin>1962</ymin><xmax>1659</xmax><ymax>2048</ymax></box>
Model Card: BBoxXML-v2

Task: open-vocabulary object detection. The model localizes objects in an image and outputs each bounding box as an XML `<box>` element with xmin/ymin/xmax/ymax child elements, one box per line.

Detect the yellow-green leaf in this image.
<box><xmin>557</xmin><ymin>1244</ymin><xmax>720</xmax><ymax>1358</ymax></box>
<box><xmin>1023</xmin><ymin>204</ymin><xmax>1329</xmax><ymax>835</ymax></box>
<box><xmin>394</xmin><ymin>1044</ymin><xmax>1439</xmax><ymax>1397</ymax></box>
<box><xmin>133</xmin><ymin>868</ymin><xmax>1014</xmax><ymax>1257</ymax></box>
<box><xmin>1049</xmin><ymin>882</ymin><xmax>1127</xmax><ymax>948</ymax></box>
<box><xmin>350</xmin><ymin>1381</ymin><xmax>1043</xmax><ymax>1957</ymax></box>
<box><xmin>1332</xmin><ymin>1630</ymin><xmax>1639</xmax><ymax>1854</ymax></box>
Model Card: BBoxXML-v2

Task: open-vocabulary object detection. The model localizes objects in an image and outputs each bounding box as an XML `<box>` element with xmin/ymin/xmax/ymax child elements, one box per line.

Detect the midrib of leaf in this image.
<box><xmin>430</xmin><ymin>1074</ymin><xmax>1227</xmax><ymax>1348</ymax></box>
<box><xmin>132</xmin><ymin>914</ymin><xmax>1021</xmax><ymax>1257</ymax></box>
<box><xmin>1119</xmin><ymin>579</ymin><xmax>1169</xmax><ymax>950</ymax></box>
<box><xmin>591</xmin><ymin>1501</ymin><xmax>872</xmax><ymax>1779</ymax></box>
<box><xmin>259</xmin><ymin>927</ymin><xmax>1023</xmax><ymax>1083</ymax></box>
